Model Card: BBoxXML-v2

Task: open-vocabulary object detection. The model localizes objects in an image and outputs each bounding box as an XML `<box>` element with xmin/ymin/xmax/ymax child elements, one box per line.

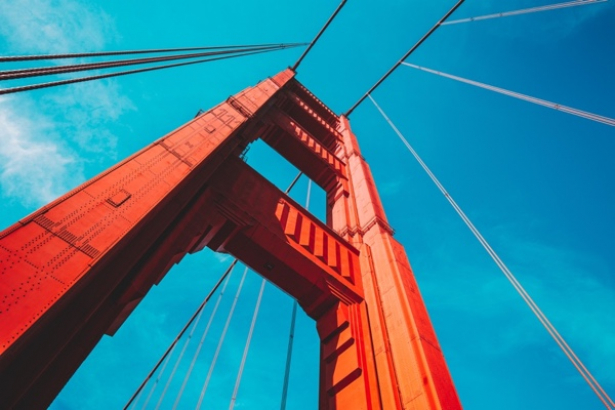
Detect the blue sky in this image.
<box><xmin>0</xmin><ymin>0</ymin><xmax>614</xmax><ymax>409</ymax></box>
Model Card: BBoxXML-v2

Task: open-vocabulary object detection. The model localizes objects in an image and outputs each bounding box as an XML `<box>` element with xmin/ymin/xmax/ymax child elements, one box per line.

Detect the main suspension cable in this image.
<box><xmin>402</xmin><ymin>62</ymin><xmax>615</xmax><ymax>127</ymax></box>
<box><xmin>0</xmin><ymin>44</ymin><xmax>307</xmax><ymax>81</ymax></box>
<box><xmin>442</xmin><ymin>0</ymin><xmax>608</xmax><ymax>25</ymax></box>
<box><xmin>345</xmin><ymin>0</ymin><xmax>465</xmax><ymax>116</ymax></box>
<box><xmin>122</xmin><ymin>260</ymin><xmax>238</xmax><ymax>410</ymax></box>
<box><xmin>0</xmin><ymin>43</ymin><xmax>301</xmax><ymax>63</ymax></box>
<box><xmin>367</xmin><ymin>94</ymin><xmax>615</xmax><ymax>410</ymax></box>
<box><xmin>0</xmin><ymin>44</ymin><xmax>306</xmax><ymax>96</ymax></box>
<box><xmin>293</xmin><ymin>0</ymin><xmax>348</xmax><ymax>70</ymax></box>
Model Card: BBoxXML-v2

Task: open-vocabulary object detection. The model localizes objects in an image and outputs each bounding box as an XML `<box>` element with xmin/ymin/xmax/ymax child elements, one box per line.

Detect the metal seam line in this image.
<box><xmin>367</xmin><ymin>93</ymin><xmax>615</xmax><ymax>409</ymax></box>
<box><xmin>229</xmin><ymin>279</ymin><xmax>267</xmax><ymax>409</ymax></box>
<box><xmin>442</xmin><ymin>0</ymin><xmax>608</xmax><ymax>25</ymax></box>
<box><xmin>293</xmin><ymin>0</ymin><xmax>348</xmax><ymax>70</ymax></box>
<box><xmin>0</xmin><ymin>43</ymin><xmax>305</xmax><ymax>63</ymax></box>
<box><xmin>280</xmin><ymin>179</ymin><xmax>312</xmax><ymax>410</ymax></box>
<box><xmin>122</xmin><ymin>260</ymin><xmax>238</xmax><ymax>410</ymax></box>
<box><xmin>0</xmin><ymin>44</ymin><xmax>308</xmax><ymax>81</ymax></box>
<box><xmin>171</xmin><ymin>268</ymin><xmax>235</xmax><ymax>409</ymax></box>
<box><xmin>401</xmin><ymin>62</ymin><xmax>615</xmax><ymax>127</ymax></box>
<box><xmin>344</xmin><ymin>0</ymin><xmax>466</xmax><ymax>116</ymax></box>
<box><xmin>0</xmin><ymin>44</ymin><xmax>306</xmax><ymax>96</ymax></box>
<box><xmin>196</xmin><ymin>266</ymin><xmax>249</xmax><ymax>410</ymax></box>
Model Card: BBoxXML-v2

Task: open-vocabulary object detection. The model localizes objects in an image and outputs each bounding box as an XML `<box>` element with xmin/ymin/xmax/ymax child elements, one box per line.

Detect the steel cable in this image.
<box><xmin>345</xmin><ymin>0</ymin><xmax>466</xmax><ymax>116</ymax></box>
<box><xmin>293</xmin><ymin>0</ymin><xmax>348</xmax><ymax>70</ymax></box>
<box><xmin>152</xmin><ymin>270</ymin><xmax>234</xmax><ymax>410</ymax></box>
<box><xmin>0</xmin><ymin>44</ymin><xmax>307</xmax><ymax>81</ymax></box>
<box><xmin>137</xmin><ymin>343</ymin><xmax>178</xmax><ymax>410</ymax></box>
<box><xmin>402</xmin><ymin>62</ymin><xmax>615</xmax><ymax>127</ymax></box>
<box><xmin>228</xmin><ymin>279</ymin><xmax>267</xmax><ymax>410</ymax></box>
<box><xmin>442</xmin><ymin>0</ymin><xmax>608</xmax><ymax>25</ymax></box>
<box><xmin>122</xmin><ymin>260</ymin><xmax>238</xmax><ymax>410</ymax></box>
<box><xmin>195</xmin><ymin>266</ymin><xmax>249</xmax><ymax>409</ymax></box>
<box><xmin>368</xmin><ymin>93</ymin><xmax>615</xmax><ymax>409</ymax></box>
<box><xmin>0</xmin><ymin>43</ymin><xmax>301</xmax><ymax>63</ymax></box>
<box><xmin>171</xmin><ymin>264</ymin><xmax>236</xmax><ymax>409</ymax></box>
<box><xmin>0</xmin><ymin>44</ymin><xmax>306</xmax><ymax>96</ymax></box>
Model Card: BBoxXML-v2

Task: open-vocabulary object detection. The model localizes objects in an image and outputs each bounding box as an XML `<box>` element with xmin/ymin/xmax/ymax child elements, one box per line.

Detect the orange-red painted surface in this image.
<box><xmin>0</xmin><ymin>69</ymin><xmax>461</xmax><ymax>409</ymax></box>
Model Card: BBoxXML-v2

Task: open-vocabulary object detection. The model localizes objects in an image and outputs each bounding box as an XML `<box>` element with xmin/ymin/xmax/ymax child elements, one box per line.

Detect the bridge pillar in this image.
<box><xmin>329</xmin><ymin>116</ymin><xmax>462</xmax><ymax>409</ymax></box>
<box><xmin>0</xmin><ymin>69</ymin><xmax>461</xmax><ymax>409</ymax></box>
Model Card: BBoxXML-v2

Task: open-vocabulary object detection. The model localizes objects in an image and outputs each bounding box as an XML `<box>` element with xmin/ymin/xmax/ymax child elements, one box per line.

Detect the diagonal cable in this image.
<box><xmin>442</xmin><ymin>0</ymin><xmax>608</xmax><ymax>25</ymax></box>
<box><xmin>402</xmin><ymin>62</ymin><xmax>615</xmax><ymax>127</ymax></box>
<box><xmin>368</xmin><ymin>93</ymin><xmax>615</xmax><ymax>410</ymax></box>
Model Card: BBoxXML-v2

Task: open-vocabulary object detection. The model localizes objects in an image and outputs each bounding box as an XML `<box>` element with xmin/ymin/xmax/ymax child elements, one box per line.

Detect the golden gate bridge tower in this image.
<box><xmin>0</xmin><ymin>67</ymin><xmax>461</xmax><ymax>409</ymax></box>
<box><xmin>1</xmin><ymin>1</ymin><xmax>614</xmax><ymax>409</ymax></box>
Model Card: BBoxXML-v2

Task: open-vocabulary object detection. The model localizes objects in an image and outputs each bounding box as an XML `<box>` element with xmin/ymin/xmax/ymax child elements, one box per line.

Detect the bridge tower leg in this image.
<box><xmin>0</xmin><ymin>69</ymin><xmax>461</xmax><ymax>409</ymax></box>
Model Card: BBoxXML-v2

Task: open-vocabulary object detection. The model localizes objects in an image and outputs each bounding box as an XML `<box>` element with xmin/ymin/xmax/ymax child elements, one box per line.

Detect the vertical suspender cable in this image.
<box><xmin>171</xmin><ymin>267</ymin><xmax>236</xmax><ymax>409</ymax></box>
<box><xmin>123</xmin><ymin>260</ymin><xmax>238</xmax><ymax>410</ymax></box>
<box><xmin>138</xmin><ymin>343</ymin><xmax>178</xmax><ymax>410</ymax></box>
<box><xmin>196</xmin><ymin>266</ymin><xmax>249</xmax><ymax>409</ymax></box>
<box><xmin>153</xmin><ymin>303</ymin><xmax>208</xmax><ymax>409</ymax></box>
<box><xmin>367</xmin><ymin>94</ymin><xmax>615</xmax><ymax>409</ymax></box>
<box><xmin>280</xmin><ymin>179</ymin><xmax>312</xmax><ymax>409</ymax></box>
<box><xmin>280</xmin><ymin>302</ymin><xmax>298</xmax><ymax>410</ymax></box>
<box><xmin>154</xmin><ymin>267</ymin><xmax>236</xmax><ymax>409</ymax></box>
<box><xmin>228</xmin><ymin>279</ymin><xmax>267</xmax><ymax>409</ymax></box>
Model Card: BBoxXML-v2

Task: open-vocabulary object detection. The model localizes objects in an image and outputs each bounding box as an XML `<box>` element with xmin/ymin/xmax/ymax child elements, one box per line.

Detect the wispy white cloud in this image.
<box><xmin>420</xmin><ymin>222</ymin><xmax>615</xmax><ymax>384</ymax></box>
<box><xmin>42</xmin><ymin>80</ymin><xmax>136</xmax><ymax>156</ymax></box>
<box><xmin>0</xmin><ymin>0</ymin><xmax>135</xmax><ymax>206</ymax></box>
<box><xmin>0</xmin><ymin>0</ymin><xmax>118</xmax><ymax>53</ymax></box>
<box><xmin>0</xmin><ymin>96</ymin><xmax>83</xmax><ymax>205</ymax></box>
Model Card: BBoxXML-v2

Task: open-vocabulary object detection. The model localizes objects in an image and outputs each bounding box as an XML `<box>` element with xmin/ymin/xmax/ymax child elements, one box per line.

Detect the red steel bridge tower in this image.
<box><xmin>0</xmin><ymin>69</ymin><xmax>462</xmax><ymax>409</ymax></box>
